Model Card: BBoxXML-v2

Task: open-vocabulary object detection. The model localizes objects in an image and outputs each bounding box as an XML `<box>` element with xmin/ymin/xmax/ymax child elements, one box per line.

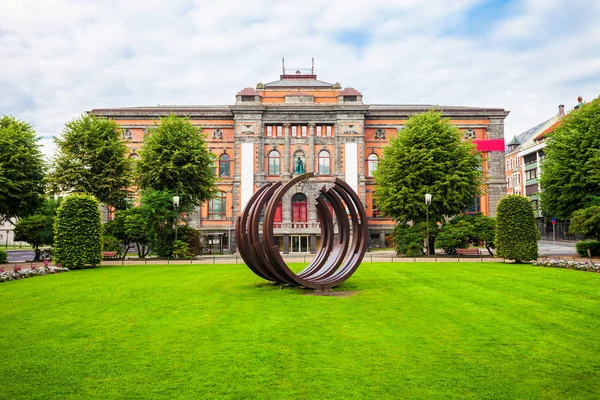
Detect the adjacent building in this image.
<box><xmin>91</xmin><ymin>66</ymin><xmax>509</xmax><ymax>253</ymax></box>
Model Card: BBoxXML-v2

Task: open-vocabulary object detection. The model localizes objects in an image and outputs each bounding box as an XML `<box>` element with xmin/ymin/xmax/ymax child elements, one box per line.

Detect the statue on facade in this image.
<box><xmin>294</xmin><ymin>157</ymin><xmax>304</xmax><ymax>174</ymax></box>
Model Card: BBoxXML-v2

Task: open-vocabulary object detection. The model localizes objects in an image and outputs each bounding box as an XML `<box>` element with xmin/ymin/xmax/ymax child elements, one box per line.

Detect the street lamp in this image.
<box><xmin>425</xmin><ymin>193</ymin><xmax>432</xmax><ymax>256</ymax></box>
<box><xmin>173</xmin><ymin>194</ymin><xmax>180</xmax><ymax>242</ymax></box>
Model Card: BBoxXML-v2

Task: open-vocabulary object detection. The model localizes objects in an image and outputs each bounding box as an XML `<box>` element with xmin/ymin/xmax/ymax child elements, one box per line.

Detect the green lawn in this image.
<box><xmin>1</xmin><ymin>262</ymin><xmax>599</xmax><ymax>399</ymax></box>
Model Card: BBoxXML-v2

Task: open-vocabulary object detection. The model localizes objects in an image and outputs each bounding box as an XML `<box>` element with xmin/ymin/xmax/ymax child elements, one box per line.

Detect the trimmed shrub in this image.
<box><xmin>495</xmin><ymin>195</ymin><xmax>539</xmax><ymax>262</ymax></box>
<box><xmin>102</xmin><ymin>235</ymin><xmax>121</xmax><ymax>252</ymax></box>
<box><xmin>0</xmin><ymin>250</ymin><xmax>7</xmax><ymax>264</ymax></box>
<box><xmin>172</xmin><ymin>240</ymin><xmax>192</xmax><ymax>259</ymax></box>
<box><xmin>575</xmin><ymin>240</ymin><xmax>600</xmax><ymax>257</ymax></box>
<box><xmin>393</xmin><ymin>222</ymin><xmax>435</xmax><ymax>257</ymax></box>
<box><xmin>177</xmin><ymin>226</ymin><xmax>203</xmax><ymax>255</ymax></box>
<box><xmin>53</xmin><ymin>194</ymin><xmax>103</xmax><ymax>269</ymax></box>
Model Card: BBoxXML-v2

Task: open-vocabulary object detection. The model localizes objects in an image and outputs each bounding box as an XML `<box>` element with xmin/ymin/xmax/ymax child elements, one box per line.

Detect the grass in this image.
<box><xmin>1</xmin><ymin>262</ymin><xmax>599</xmax><ymax>399</ymax></box>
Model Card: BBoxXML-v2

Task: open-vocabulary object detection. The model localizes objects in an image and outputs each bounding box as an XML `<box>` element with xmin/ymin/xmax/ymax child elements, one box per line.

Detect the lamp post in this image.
<box><xmin>425</xmin><ymin>193</ymin><xmax>432</xmax><ymax>255</ymax></box>
<box><xmin>173</xmin><ymin>193</ymin><xmax>180</xmax><ymax>242</ymax></box>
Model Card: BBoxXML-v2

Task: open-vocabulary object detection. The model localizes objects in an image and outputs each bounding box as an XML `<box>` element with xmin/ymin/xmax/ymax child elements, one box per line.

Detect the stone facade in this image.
<box><xmin>90</xmin><ymin>70</ymin><xmax>509</xmax><ymax>253</ymax></box>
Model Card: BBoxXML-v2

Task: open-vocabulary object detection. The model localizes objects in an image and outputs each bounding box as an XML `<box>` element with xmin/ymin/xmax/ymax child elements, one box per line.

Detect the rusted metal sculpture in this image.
<box><xmin>236</xmin><ymin>173</ymin><xmax>368</xmax><ymax>290</ymax></box>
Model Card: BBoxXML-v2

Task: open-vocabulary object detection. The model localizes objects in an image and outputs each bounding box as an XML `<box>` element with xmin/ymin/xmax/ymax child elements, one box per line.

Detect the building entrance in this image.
<box><xmin>291</xmin><ymin>235</ymin><xmax>309</xmax><ymax>253</ymax></box>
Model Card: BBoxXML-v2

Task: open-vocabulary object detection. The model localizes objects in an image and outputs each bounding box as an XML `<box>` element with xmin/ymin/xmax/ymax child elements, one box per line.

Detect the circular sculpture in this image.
<box><xmin>236</xmin><ymin>173</ymin><xmax>368</xmax><ymax>290</ymax></box>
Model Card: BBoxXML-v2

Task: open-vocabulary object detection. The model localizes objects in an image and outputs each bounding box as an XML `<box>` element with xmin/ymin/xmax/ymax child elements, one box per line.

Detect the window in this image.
<box><xmin>291</xmin><ymin>193</ymin><xmax>307</xmax><ymax>223</ymax></box>
<box><xmin>316</xmin><ymin>126</ymin><xmax>322</xmax><ymax>137</ymax></box>
<box><xmin>129</xmin><ymin>153</ymin><xmax>140</xmax><ymax>161</ymax></box>
<box><xmin>208</xmin><ymin>192</ymin><xmax>227</xmax><ymax>219</ymax></box>
<box><xmin>367</xmin><ymin>153</ymin><xmax>379</xmax><ymax>177</ymax></box>
<box><xmin>326</xmin><ymin>126</ymin><xmax>332</xmax><ymax>137</ymax></box>
<box><xmin>276</xmin><ymin>125</ymin><xmax>283</xmax><ymax>137</ymax></box>
<box><xmin>525</xmin><ymin>169</ymin><xmax>537</xmax><ymax>180</ymax></box>
<box><xmin>507</xmin><ymin>177</ymin><xmax>511</xmax><ymax>188</ymax></box>
<box><xmin>219</xmin><ymin>153</ymin><xmax>231</xmax><ymax>177</ymax></box>
<box><xmin>266</xmin><ymin>126</ymin><xmax>273</xmax><ymax>137</ymax></box>
<box><xmin>301</xmin><ymin>126</ymin><xmax>307</xmax><ymax>137</ymax></box>
<box><xmin>524</xmin><ymin>154</ymin><xmax>536</xmax><ymax>165</ymax></box>
<box><xmin>526</xmin><ymin>184</ymin><xmax>538</xmax><ymax>196</ymax></box>
<box><xmin>466</xmin><ymin>197</ymin><xmax>481</xmax><ymax>214</ymax></box>
<box><xmin>273</xmin><ymin>202</ymin><xmax>282</xmax><ymax>227</ymax></box>
<box><xmin>506</xmin><ymin>160</ymin><xmax>510</xmax><ymax>171</ymax></box>
<box><xmin>268</xmin><ymin>150</ymin><xmax>280</xmax><ymax>175</ymax></box>
<box><xmin>291</xmin><ymin>126</ymin><xmax>297</xmax><ymax>137</ymax></box>
<box><xmin>344</xmin><ymin>95</ymin><xmax>357</xmax><ymax>102</ymax></box>
<box><xmin>372</xmin><ymin>198</ymin><xmax>381</xmax><ymax>218</ymax></box>
<box><xmin>241</xmin><ymin>95</ymin><xmax>255</xmax><ymax>102</ymax></box>
<box><xmin>531</xmin><ymin>199</ymin><xmax>539</xmax><ymax>210</ymax></box>
<box><xmin>318</xmin><ymin>150</ymin><xmax>330</xmax><ymax>175</ymax></box>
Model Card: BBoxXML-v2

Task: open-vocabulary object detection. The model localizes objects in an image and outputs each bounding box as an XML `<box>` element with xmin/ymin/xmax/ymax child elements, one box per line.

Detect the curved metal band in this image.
<box><xmin>238</xmin><ymin>173</ymin><xmax>367</xmax><ymax>290</ymax></box>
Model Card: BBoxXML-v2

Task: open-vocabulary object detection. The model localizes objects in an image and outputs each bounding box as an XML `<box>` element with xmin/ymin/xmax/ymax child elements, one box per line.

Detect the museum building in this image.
<box><xmin>90</xmin><ymin>66</ymin><xmax>508</xmax><ymax>253</ymax></box>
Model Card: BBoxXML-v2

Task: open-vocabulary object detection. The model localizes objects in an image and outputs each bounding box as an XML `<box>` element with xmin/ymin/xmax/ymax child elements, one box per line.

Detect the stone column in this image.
<box><xmin>486</xmin><ymin>117</ymin><xmax>507</xmax><ymax>217</ymax></box>
<box><xmin>310</xmin><ymin>234</ymin><xmax>316</xmax><ymax>254</ymax></box>
<box><xmin>379</xmin><ymin>232</ymin><xmax>386</xmax><ymax>248</ymax></box>
<box><xmin>308</xmin><ymin>123</ymin><xmax>315</xmax><ymax>173</ymax></box>
<box><xmin>283</xmin><ymin>123</ymin><xmax>291</xmax><ymax>178</ymax></box>
<box><xmin>283</xmin><ymin>234</ymin><xmax>290</xmax><ymax>254</ymax></box>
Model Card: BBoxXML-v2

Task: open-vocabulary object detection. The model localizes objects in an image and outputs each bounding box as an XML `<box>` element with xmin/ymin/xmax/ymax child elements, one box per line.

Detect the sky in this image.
<box><xmin>1</xmin><ymin>0</ymin><xmax>599</xmax><ymax>160</ymax></box>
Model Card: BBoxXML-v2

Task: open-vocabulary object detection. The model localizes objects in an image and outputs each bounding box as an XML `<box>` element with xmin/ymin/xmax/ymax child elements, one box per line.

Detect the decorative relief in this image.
<box><xmin>374</xmin><ymin>128</ymin><xmax>386</xmax><ymax>140</ymax></box>
<box><xmin>241</xmin><ymin>123</ymin><xmax>256</xmax><ymax>135</ymax></box>
<box><xmin>464</xmin><ymin>128</ymin><xmax>476</xmax><ymax>139</ymax></box>
<box><xmin>122</xmin><ymin>129</ymin><xmax>132</xmax><ymax>140</ymax></box>
<box><xmin>342</xmin><ymin>123</ymin><xmax>361</xmax><ymax>134</ymax></box>
<box><xmin>212</xmin><ymin>129</ymin><xmax>224</xmax><ymax>140</ymax></box>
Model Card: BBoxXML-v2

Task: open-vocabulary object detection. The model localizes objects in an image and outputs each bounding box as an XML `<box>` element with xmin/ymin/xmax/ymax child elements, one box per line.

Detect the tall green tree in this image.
<box><xmin>54</xmin><ymin>194</ymin><xmax>103</xmax><ymax>269</ymax></box>
<box><xmin>568</xmin><ymin>206</ymin><xmax>600</xmax><ymax>239</ymax></box>
<box><xmin>495</xmin><ymin>195</ymin><xmax>539</xmax><ymax>262</ymax></box>
<box><xmin>0</xmin><ymin>116</ymin><xmax>46</xmax><ymax>223</ymax></box>
<box><xmin>374</xmin><ymin>110</ymin><xmax>483</xmax><ymax>252</ymax></box>
<box><xmin>13</xmin><ymin>197</ymin><xmax>62</xmax><ymax>260</ymax></box>
<box><xmin>136</xmin><ymin>115</ymin><xmax>217</xmax><ymax>210</ymax></box>
<box><xmin>50</xmin><ymin>114</ymin><xmax>132</xmax><ymax>210</ymax></box>
<box><xmin>540</xmin><ymin>97</ymin><xmax>600</xmax><ymax>219</ymax></box>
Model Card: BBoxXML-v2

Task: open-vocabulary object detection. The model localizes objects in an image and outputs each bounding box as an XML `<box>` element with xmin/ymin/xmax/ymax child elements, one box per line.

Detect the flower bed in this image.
<box><xmin>0</xmin><ymin>265</ymin><xmax>69</xmax><ymax>282</ymax></box>
<box><xmin>533</xmin><ymin>259</ymin><xmax>600</xmax><ymax>273</ymax></box>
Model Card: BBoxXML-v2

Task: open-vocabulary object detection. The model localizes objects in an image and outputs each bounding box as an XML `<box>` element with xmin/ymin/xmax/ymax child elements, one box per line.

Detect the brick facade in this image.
<box><xmin>90</xmin><ymin>71</ymin><xmax>509</xmax><ymax>253</ymax></box>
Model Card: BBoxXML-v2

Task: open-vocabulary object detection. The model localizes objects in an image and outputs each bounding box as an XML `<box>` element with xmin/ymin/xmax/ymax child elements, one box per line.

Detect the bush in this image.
<box><xmin>393</xmin><ymin>222</ymin><xmax>435</xmax><ymax>256</ymax></box>
<box><xmin>495</xmin><ymin>195</ymin><xmax>539</xmax><ymax>262</ymax></box>
<box><xmin>102</xmin><ymin>235</ymin><xmax>121</xmax><ymax>252</ymax></box>
<box><xmin>575</xmin><ymin>240</ymin><xmax>600</xmax><ymax>257</ymax></box>
<box><xmin>0</xmin><ymin>250</ymin><xmax>7</xmax><ymax>264</ymax></box>
<box><xmin>569</xmin><ymin>206</ymin><xmax>600</xmax><ymax>239</ymax></box>
<box><xmin>53</xmin><ymin>194</ymin><xmax>103</xmax><ymax>269</ymax></box>
<box><xmin>177</xmin><ymin>226</ymin><xmax>203</xmax><ymax>255</ymax></box>
<box><xmin>172</xmin><ymin>240</ymin><xmax>192</xmax><ymax>259</ymax></box>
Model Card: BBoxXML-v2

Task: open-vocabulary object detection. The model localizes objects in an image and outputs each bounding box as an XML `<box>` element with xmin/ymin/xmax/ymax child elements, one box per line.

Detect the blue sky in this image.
<box><xmin>1</xmin><ymin>0</ymin><xmax>599</xmax><ymax>158</ymax></box>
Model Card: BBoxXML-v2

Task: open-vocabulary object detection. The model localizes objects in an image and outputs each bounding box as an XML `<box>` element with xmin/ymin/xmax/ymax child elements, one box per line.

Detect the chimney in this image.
<box><xmin>558</xmin><ymin>104</ymin><xmax>565</xmax><ymax>118</ymax></box>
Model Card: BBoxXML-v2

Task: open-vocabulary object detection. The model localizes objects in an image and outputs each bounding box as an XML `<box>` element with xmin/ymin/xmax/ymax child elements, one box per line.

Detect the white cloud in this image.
<box><xmin>1</xmin><ymin>0</ymin><xmax>599</xmax><ymax>161</ymax></box>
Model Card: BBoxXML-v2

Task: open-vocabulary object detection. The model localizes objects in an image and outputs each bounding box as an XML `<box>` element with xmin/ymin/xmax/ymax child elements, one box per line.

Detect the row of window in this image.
<box><xmin>506</xmin><ymin>157</ymin><xmax>520</xmax><ymax>171</ymax></box>
<box><xmin>265</xmin><ymin>125</ymin><xmax>334</xmax><ymax>138</ymax></box>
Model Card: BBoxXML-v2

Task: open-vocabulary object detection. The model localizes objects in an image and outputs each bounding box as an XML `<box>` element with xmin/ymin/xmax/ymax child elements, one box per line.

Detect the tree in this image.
<box><xmin>569</xmin><ymin>206</ymin><xmax>600</xmax><ymax>239</ymax></box>
<box><xmin>0</xmin><ymin>116</ymin><xmax>46</xmax><ymax>223</ymax></box>
<box><xmin>495</xmin><ymin>195</ymin><xmax>539</xmax><ymax>262</ymax></box>
<box><xmin>54</xmin><ymin>194</ymin><xmax>102</xmax><ymax>269</ymax></box>
<box><xmin>50</xmin><ymin>114</ymin><xmax>132</xmax><ymax>210</ymax></box>
<box><xmin>13</xmin><ymin>197</ymin><xmax>62</xmax><ymax>260</ymax></box>
<box><xmin>374</xmin><ymin>110</ymin><xmax>483</xmax><ymax>253</ymax></box>
<box><xmin>392</xmin><ymin>221</ymin><xmax>437</xmax><ymax>256</ymax></box>
<box><xmin>435</xmin><ymin>213</ymin><xmax>496</xmax><ymax>255</ymax></box>
<box><xmin>136</xmin><ymin>115</ymin><xmax>217</xmax><ymax>210</ymax></box>
<box><xmin>540</xmin><ymin>97</ymin><xmax>600</xmax><ymax>220</ymax></box>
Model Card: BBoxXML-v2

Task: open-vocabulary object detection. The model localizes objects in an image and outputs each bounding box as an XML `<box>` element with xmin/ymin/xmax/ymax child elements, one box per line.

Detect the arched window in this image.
<box><xmin>291</xmin><ymin>193</ymin><xmax>307</xmax><ymax>224</ymax></box>
<box><xmin>219</xmin><ymin>153</ymin><xmax>231</xmax><ymax>177</ymax></box>
<box><xmin>208</xmin><ymin>191</ymin><xmax>227</xmax><ymax>219</ymax></box>
<box><xmin>367</xmin><ymin>153</ymin><xmax>378</xmax><ymax>177</ymax></box>
<box><xmin>318</xmin><ymin>150</ymin><xmax>330</xmax><ymax>175</ymax></box>
<box><xmin>268</xmin><ymin>150</ymin><xmax>280</xmax><ymax>175</ymax></box>
<box><xmin>129</xmin><ymin>153</ymin><xmax>140</xmax><ymax>161</ymax></box>
<box><xmin>273</xmin><ymin>201</ymin><xmax>283</xmax><ymax>228</ymax></box>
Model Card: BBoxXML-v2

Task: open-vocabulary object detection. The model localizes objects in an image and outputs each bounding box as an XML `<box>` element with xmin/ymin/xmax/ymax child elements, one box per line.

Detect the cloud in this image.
<box><xmin>1</xmin><ymin>0</ymin><xmax>599</xmax><ymax>160</ymax></box>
